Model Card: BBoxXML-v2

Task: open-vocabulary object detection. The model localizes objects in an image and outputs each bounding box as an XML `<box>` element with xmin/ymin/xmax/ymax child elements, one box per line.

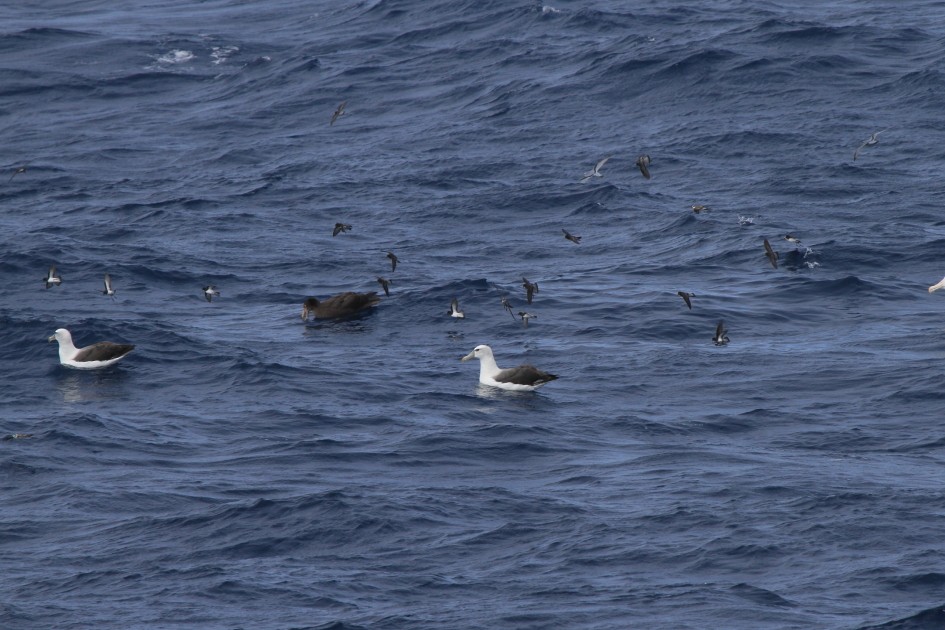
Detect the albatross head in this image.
<box><xmin>48</xmin><ymin>328</ymin><xmax>72</xmax><ymax>344</ymax></box>
<box><xmin>462</xmin><ymin>344</ymin><xmax>493</xmax><ymax>362</ymax></box>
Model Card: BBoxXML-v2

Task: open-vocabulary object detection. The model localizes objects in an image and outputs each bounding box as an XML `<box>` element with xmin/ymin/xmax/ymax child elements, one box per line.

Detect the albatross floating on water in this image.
<box><xmin>301</xmin><ymin>292</ymin><xmax>380</xmax><ymax>320</ymax></box>
<box><xmin>48</xmin><ymin>328</ymin><xmax>134</xmax><ymax>369</ymax></box>
<box><xmin>461</xmin><ymin>344</ymin><xmax>558</xmax><ymax>391</ymax></box>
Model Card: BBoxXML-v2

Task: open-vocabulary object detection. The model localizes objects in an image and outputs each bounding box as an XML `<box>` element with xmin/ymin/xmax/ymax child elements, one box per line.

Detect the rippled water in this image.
<box><xmin>3</xmin><ymin>1</ymin><xmax>945</xmax><ymax>628</ymax></box>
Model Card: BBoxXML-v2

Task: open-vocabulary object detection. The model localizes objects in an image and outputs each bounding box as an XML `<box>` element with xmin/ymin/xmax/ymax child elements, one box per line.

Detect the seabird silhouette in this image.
<box><xmin>562</xmin><ymin>229</ymin><xmax>581</xmax><ymax>244</ymax></box>
<box><xmin>784</xmin><ymin>234</ymin><xmax>802</xmax><ymax>247</ymax></box>
<box><xmin>301</xmin><ymin>292</ymin><xmax>380</xmax><ymax>320</ymax></box>
<box><xmin>9</xmin><ymin>166</ymin><xmax>26</xmax><ymax>182</ymax></box>
<box><xmin>102</xmin><ymin>273</ymin><xmax>116</xmax><ymax>297</ymax></box>
<box><xmin>461</xmin><ymin>344</ymin><xmax>558</xmax><ymax>391</ymax></box>
<box><xmin>677</xmin><ymin>291</ymin><xmax>694</xmax><ymax>310</ymax></box>
<box><xmin>763</xmin><ymin>239</ymin><xmax>779</xmax><ymax>269</ymax></box>
<box><xmin>522</xmin><ymin>277</ymin><xmax>539</xmax><ymax>304</ymax></box>
<box><xmin>43</xmin><ymin>265</ymin><xmax>62</xmax><ymax>289</ymax></box>
<box><xmin>635</xmin><ymin>155</ymin><xmax>651</xmax><ymax>179</ymax></box>
<box><xmin>853</xmin><ymin>130</ymin><xmax>885</xmax><ymax>161</ymax></box>
<box><xmin>48</xmin><ymin>328</ymin><xmax>135</xmax><ymax>369</ymax></box>
<box><xmin>713</xmin><ymin>321</ymin><xmax>730</xmax><ymax>346</ymax></box>
<box><xmin>330</xmin><ymin>101</ymin><xmax>346</xmax><ymax>126</ymax></box>
<box><xmin>377</xmin><ymin>277</ymin><xmax>391</xmax><ymax>296</ymax></box>
<box><xmin>333</xmin><ymin>222</ymin><xmax>352</xmax><ymax>237</ymax></box>
<box><xmin>691</xmin><ymin>205</ymin><xmax>708</xmax><ymax>213</ymax></box>
<box><xmin>203</xmin><ymin>285</ymin><xmax>220</xmax><ymax>302</ymax></box>
<box><xmin>501</xmin><ymin>297</ymin><xmax>516</xmax><ymax>320</ymax></box>
<box><xmin>387</xmin><ymin>251</ymin><xmax>399</xmax><ymax>272</ymax></box>
<box><xmin>448</xmin><ymin>298</ymin><xmax>465</xmax><ymax>319</ymax></box>
<box><xmin>518</xmin><ymin>311</ymin><xmax>536</xmax><ymax>327</ymax></box>
<box><xmin>579</xmin><ymin>156</ymin><xmax>611</xmax><ymax>183</ymax></box>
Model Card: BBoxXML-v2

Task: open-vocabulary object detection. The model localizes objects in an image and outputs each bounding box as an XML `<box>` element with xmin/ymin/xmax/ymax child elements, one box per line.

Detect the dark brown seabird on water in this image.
<box><xmin>333</xmin><ymin>222</ymin><xmax>352</xmax><ymax>237</ymax></box>
<box><xmin>562</xmin><ymin>229</ymin><xmax>581</xmax><ymax>244</ymax></box>
<box><xmin>301</xmin><ymin>292</ymin><xmax>380</xmax><ymax>320</ymax></box>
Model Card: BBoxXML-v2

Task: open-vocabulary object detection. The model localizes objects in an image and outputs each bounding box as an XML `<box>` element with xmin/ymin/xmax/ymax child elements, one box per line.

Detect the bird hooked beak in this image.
<box><xmin>461</xmin><ymin>350</ymin><xmax>475</xmax><ymax>362</ymax></box>
<box><xmin>47</xmin><ymin>334</ymin><xmax>56</xmax><ymax>343</ymax></box>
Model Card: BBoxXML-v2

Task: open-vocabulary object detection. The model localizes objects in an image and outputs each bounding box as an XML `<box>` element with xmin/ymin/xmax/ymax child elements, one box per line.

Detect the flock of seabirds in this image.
<box><xmin>26</xmin><ymin>106</ymin><xmax>917</xmax><ymax>397</ymax></box>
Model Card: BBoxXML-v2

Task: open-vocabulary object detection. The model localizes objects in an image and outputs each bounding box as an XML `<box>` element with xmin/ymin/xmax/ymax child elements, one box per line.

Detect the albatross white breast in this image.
<box><xmin>48</xmin><ymin>328</ymin><xmax>135</xmax><ymax>369</ymax></box>
<box><xmin>461</xmin><ymin>344</ymin><xmax>558</xmax><ymax>391</ymax></box>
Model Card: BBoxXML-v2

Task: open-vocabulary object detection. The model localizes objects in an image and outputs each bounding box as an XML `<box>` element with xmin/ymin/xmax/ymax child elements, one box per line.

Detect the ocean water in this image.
<box><xmin>3</xmin><ymin>1</ymin><xmax>945</xmax><ymax>628</ymax></box>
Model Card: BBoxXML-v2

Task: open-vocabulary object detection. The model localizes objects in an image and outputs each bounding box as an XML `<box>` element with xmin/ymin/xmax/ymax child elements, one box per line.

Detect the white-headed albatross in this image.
<box><xmin>461</xmin><ymin>344</ymin><xmax>558</xmax><ymax>391</ymax></box>
<box><xmin>48</xmin><ymin>328</ymin><xmax>134</xmax><ymax>369</ymax></box>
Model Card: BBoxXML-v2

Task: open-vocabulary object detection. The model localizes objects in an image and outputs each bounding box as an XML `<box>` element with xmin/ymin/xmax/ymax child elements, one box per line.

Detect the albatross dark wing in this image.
<box><xmin>494</xmin><ymin>364</ymin><xmax>558</xmax><ymax>386</ymax></box>
<box><xmin>74</xmin><ymin>342</ymin><xmax>135</xmax><ymax>362</ymax></box>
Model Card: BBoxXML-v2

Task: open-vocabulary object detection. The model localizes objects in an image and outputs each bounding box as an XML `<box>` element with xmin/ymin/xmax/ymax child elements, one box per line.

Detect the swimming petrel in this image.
<box><xmin>763</xmin><ymin>239</ymin><xmax>779</xmax><ymax>269</ymax></box>
<box><xmin>518</xmin><ymin>311</ymin><xmax>536</xmax><ymax>327</ymax></box>
<box><xmin>333</xmin><ymin>222</ymin><xmax>352</xmax><ymax>237</ymax></box>
<box><xmin>387</xmin><ymin>251</ymin><xmax>399</xmax><ymax>272</ymax></box>
<box><xmin>635</xmin><ymin>155</ymin><xmax>651</xmax><ymax>179</ymax></box>
<box><xmin>377</xmin><ymin>277</ymin><xmax>392</xmax><ymax>296</ymax></box>
<box><xmin>48</xmin><ymin>328</ymin><xmax>135</xmax><ymax>369</ymax></box>
<box><xmin>562</xmin><ymin>229</ymin><xmax>581</xmax><ymax>244</ymax></box>
<box><xmin>449</xmin><ymin>298</ymin><xmax>465</xmax><ymax>318</ymax></box>
<box><xmin>677</xmin><ymin>291</ymin><xmax>694</xmax><ymax>310</ymax></box>
<box><xmin>461</xmin><ymin>344</ymin><xmax>558</xmax><ymax>391</ymax></box>
<box><xmin>203</xmin><ymin>285</ymin><xmax>220</xmax><ymax>302</ymax></box>
<box><xmin>579</xmin><ymin>156</ymin><xmax>611</xmax><ymax>183</ymax></box>
<box><xmin>522</xmin><ymin>277</ymin><xmax>539</xmax><ymax>304</ymax></box>
<box><xmin>330</xmin><ymin>101</ymin><xmax>346</xmax><ymax>126</ymax></box>
<box><xmin>713</xmin><ymin>321</ymin><xmax>730</xmax><ymax>346</ymax></box>
<box><xmin>853</xmin><ymin>130</ymin><xmax>885</xmax><ymax>161</ymax></box>
<box><xmin>102</xmin><ymin>273</ymin><xmax>116</xmax><ymax>297</ymax></box>
<box><xmin>43</xmin><ymin>265</ymin><xmax>62</xmax><ymax>289</ymax></box>
<box><xmin>301</xmin><ymin>292</ymin><xmax>380</xmax><ymax>320</ymax></box>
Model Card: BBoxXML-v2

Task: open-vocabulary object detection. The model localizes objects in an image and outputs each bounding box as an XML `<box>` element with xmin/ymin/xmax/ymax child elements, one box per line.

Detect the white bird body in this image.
<box><xmin>929</xmin><ymin>277</ymin><xmax>945</xmax><ymax>293</ymax></box>
<box><xmin>48</xmin><ymin>328</ymin><xmax>134</xmax><ymax>369</ymax></box>
<box><xmin>579</xmin><ymin>156</ymin><xmax>611</xmax><ymax>183</ymax></box>
<box><xmin>461</xmin><ymin>344</ymin><xmax>557</xmax><ymax>391</ymax></box>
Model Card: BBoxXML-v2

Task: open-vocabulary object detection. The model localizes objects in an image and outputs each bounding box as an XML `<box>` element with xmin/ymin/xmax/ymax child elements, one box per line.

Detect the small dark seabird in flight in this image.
<box><xmin>449</xmin><ymin>298</ymin><xmax>465</xmax><ymax>319</ymax></box>
<box><xmin>763</xmin><ymin>239</ymin><xmax>779</xmax><ymax>269</ymax></box>
<box><xmin>784</xmin><ymin>234</ymin><xmax>802</xmax><ymax>247</ymax></box>
<box><xmin>203</xmin><ymin>285</ymin><xmax>220</xmax><ymax>302</ymax></box>
<box><xmin>333</xmin><ymin>222</ymin><xmax>352</xmax><ymax>237</ymax></box>
<box><xmin>102</xmin><ymin>273</ymin><xmax>116</xmax><ymax>296</ymax></box>
<box><xmin>635</xmin><ymin>154</ymin><xmax>651</xmax><ymax>179</ymax></box>
<box><xmin>853</xmin><ymin>130</ymin><xmax>885</xmax><ymax>161</ymax></box>
<box><xmin>48</xmin><ymin>328</ymin><xmax>135</xmax><ymax>369</ymax></box>
<box><xmin>376</xmin><ymin>277</ymin><xmax>392</xmax><ymax>296</ymax></box>
<box><xmin>2</xmin><ymin>433</ymin><xmax>33</xmax><ymax>441</ymax></box>
<box><xmin>9</xmin><ymin>166</ymin><xmax>26</xmax><ymax>182</ymax></box>
<box><xmin>677</xmin><ymin>291</ymin><xmax>694</xmax><ymax>310</ymax></box>
<box><xmin>518</xmin><ymin>311</ymin><xmax>536</xmax><ymax>327</ymax></box>
<box><xmin>43</xmin><ymin>265</ymin><xmax>62</xmax><ymax>289</ymax></box>
<box><xmin>691</xmin><ymin>205</ymin><xmax>708</xmax><ymax>213</ymax></box>
<box><xmin>579</xmin><ymin>156</ymin><xmax>611</xmax><ymax>183</ymax></box>
<box><xmin>330</xmin><ymin>101</ymin><xmax>346</xmax><ymax>126</ymax></box>
<box><xmin>562</xmin><ymin>229</ymin><xmax>581</xmax><ymax>244</ymax></box>
<box><xmin>522</xmin><ymin>277</ymin><xmax>539</xmax><ymax>304</ymax></box>
<box><xmin>301</xmin><ymin>291</ymin><xmax>380</xmax><ymax>320</ymax></box>
<box><xmin>387</xmin><ymin>251</ymin><xmax>399</xmax><ymax>272</ymax></box>
<box><xmin>461</xmin><ymin>344</ymin><xmax>558</xmax><ymax>391</ymax></box>
<box><xmin>501</xmin><ymin>297</ymin><xmax>516</xmax><ymax>320</ymax></box>
<box><xmin>713</xmin><ymin>321</ymin><xmax>730</xmax><ymax>346</ymax></box>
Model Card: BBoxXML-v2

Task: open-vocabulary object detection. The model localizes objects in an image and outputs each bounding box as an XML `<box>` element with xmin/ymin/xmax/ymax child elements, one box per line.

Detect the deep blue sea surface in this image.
<box><xmin>4</xmin><ymin>1</ymin><xmax>945</xmax><ymax>628</ymax></box>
